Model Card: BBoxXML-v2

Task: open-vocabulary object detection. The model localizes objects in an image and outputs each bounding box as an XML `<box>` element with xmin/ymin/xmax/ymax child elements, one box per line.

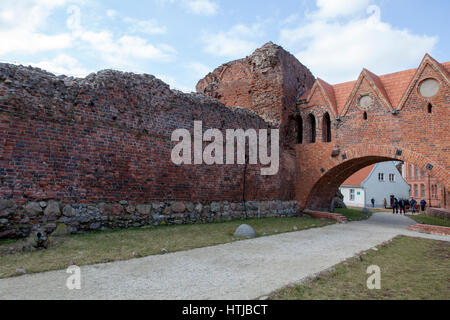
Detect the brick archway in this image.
<box><xmin>296</xmin><ymin>143</ymin><xmax>450</xmax><ymax>211</ymax></box>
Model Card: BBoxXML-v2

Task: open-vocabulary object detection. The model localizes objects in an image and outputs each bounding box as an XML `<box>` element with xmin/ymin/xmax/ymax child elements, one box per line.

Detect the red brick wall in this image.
<box><xmin>0</xmin><ymin>63</ymin><xmax>295</xmax><ymax>204</ymax></box>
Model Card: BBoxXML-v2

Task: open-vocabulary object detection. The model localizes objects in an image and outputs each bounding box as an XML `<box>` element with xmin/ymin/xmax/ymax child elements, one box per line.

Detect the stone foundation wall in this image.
<box><xmin>0</xmin><ymin>199</ymin><xmax>299</xmax><ymax>239</ymax></box>
<box><xmin>426</xmin><ymin>207</ymin><xmax>450</xmax><ymax>221</ymax></box>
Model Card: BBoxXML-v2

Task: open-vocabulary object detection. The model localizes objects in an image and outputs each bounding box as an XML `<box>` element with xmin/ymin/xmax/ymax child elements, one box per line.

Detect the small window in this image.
<box><xmin>427</xmin><ymin>103</ymin><xmax>433</xmax><ymax>113</ymax></box>
<box><xmin>414</xmin><ymin>184</ymin><xmax>419</xmax><ymax>197</ymax></box>
<box><xmin>409</xmin><ymin>184</ymin><xmax>412</xmax><ymax>197</ymax></box>
<box><xmin>389</xmin><ymin>174</ymin><xmax>395</xmax><ymax>182</ymax></box>
<box><xmin>415</xmin><ymin>166</ymin><xmax>419</xmax><ymax>178</ymax></box>
<box><xmin>378</xmin><ymin>173</ymin><xmax>384</xmax><ymax>182</ymax></box>
<box><xmin>409</xmin><ymin>165</ymin><xmax>413</xmax><ymax>178</ymax></box>
<box><xmin>363</xmin><ymin>112</ymin><xmax>368</xmax><ymax>120</ymax></box>
<box><xmin>350</xmin><ymin>189</ymin><xmax>355</xmax><ymax>201</ymax></box>
<box><xmin>421</xmin><ymin>184</ymin><xmax>425</xmax><ymax>198</ymax></box>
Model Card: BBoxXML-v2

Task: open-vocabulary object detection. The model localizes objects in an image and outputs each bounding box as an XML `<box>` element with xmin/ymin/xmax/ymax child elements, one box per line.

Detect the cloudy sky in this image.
<box><xmin>0</xmin><ymin>0</ymin><xmax>448</xmax><ymax>92</ymax></box>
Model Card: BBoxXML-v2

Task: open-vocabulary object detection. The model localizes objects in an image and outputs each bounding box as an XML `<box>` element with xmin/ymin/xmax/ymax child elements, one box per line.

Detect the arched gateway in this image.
<box><xmin>296</xmin><ymin>54</ymin><xmax>450</xmax><ymax>211</ymax></box>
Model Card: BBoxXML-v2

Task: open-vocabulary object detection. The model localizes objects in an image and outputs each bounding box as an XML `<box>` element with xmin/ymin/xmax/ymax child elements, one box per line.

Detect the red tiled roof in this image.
<box><xmin>317</xmin><ymin>78</ymin><xmax>337</xmax><ymax>115</ymax></box>
<box><xmin>301</xmin><ymin>55</ymin><xmax>450</xmax><ymax>114</ymax></box>
<box><xmin>341</xmin><ymin>164</ymin><xmax>376</xmax><ymax>187</ymax></box>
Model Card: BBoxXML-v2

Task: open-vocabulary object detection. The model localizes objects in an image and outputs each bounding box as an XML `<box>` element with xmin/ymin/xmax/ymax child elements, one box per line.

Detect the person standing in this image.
<box><xmin>410</xmin><ymin>198</ymin><xmax>417</xmax><ymax>214</ymax></box>
<box><xmin>420</xmin><ymin>199</ymin><xmax>427</xmax><ymax>212</ymax></box>
<box><xmin>399</xmin><ymin>199</ymin><xmax>406</xmax><ymax>215</ymax></box>
<box><xmin>371</xmin><ymin>198</ymin><xmax>375</xmax><ymax>208</ymax></box>
<box><xmin>393</xmin><ymin>198</ymin><xmax>399</xmax><ymax>214</ymax></box>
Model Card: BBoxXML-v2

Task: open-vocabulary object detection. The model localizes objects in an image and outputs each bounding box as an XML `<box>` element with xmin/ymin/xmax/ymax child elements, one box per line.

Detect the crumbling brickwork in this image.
<box><xmin>0</xmin><ymin>46</ymin><xmax>308</xmax><ymax>238</ymax></box>
<box><xmin>197</xmin><ymin>42</ymin><xmax>315</xmax><ymax>146</ymax></box>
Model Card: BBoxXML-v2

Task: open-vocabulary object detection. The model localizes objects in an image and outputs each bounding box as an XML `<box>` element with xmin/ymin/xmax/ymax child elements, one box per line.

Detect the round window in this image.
<box><xmin>419</xmin><ymin>78</ymin><xmax>439</xmax><ymax>98</ymax></box>
<box><xmin>359</xmin><ymin>95</ymin><xmax>373</xmax><ymax>110</ymax></box>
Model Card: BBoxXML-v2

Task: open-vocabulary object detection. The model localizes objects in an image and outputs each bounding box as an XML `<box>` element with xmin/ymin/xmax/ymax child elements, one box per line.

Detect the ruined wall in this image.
<box><xmin>196</xmin><ymin>42</ymin><xmax>315</xmax><ymax>211</ymax></box>
<box><xmin>196</xmin><ymin>42</ymin><xmax>315</xmax><ymax>141</ymax></box>
<box><xmin>0</xmin><ymin>62</ymin><xmax>298</xmax><ymax>238</ymax></box>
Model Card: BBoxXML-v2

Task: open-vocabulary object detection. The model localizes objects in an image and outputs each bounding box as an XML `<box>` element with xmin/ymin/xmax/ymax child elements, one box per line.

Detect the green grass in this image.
<box><xmin>0</xmin><ymin>216</ymin><xmax>335</xmax><ymax>279</ymax></box>
<box><xmin>334</xmin><ymin>207</ymin><xmax>372</xmax><ymax>221</ymax></box>
<box><xmin>269</xmin><ymin>236</ymin><xmax>450</xmax><ymax>300</ymax></box>
<box><xmin>407</xmin><ymin>215</ymin><xmax>450</xmax><ymax>228</ymax></box>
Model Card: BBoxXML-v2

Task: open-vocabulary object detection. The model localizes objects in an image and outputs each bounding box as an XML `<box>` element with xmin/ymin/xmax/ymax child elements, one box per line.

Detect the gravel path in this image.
<box><xmin>0</xmin><ymin>212</ymin><xmax>448</xmax><ymax>300</ymax></box>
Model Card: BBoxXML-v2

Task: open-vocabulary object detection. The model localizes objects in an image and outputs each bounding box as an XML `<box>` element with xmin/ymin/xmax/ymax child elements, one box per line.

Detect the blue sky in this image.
<box><xmin>1</xmin><ymin>0</ymin><xmax>448</xmax><ymax>92</ymax></box>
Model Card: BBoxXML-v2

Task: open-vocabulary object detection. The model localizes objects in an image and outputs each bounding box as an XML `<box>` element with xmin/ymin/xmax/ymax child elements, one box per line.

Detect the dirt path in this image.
<box><xmin>0</xmin><ymin>212</ymin><xmax>448</xmax><ymax>300</ymax></box>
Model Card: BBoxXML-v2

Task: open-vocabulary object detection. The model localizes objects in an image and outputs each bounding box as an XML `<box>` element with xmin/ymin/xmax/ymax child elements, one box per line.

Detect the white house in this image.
<box><xmin>339</xmin><ymin>161</ymin><xmax>410</xmax><ymax>208</ymax></box>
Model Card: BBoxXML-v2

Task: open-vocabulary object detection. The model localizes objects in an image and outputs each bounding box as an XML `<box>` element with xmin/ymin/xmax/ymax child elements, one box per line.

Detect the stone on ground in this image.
<box><xmin>234</xmin><ymin>224</ymin><xmax>256</xmax><ymax>238</ymax></box>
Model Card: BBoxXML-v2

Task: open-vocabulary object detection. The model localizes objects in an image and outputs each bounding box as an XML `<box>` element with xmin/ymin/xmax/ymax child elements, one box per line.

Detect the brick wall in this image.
<box><xmin>296</xmin><ymin>56</ymin><xmax>450</xmax><ymax>211</ymax></box>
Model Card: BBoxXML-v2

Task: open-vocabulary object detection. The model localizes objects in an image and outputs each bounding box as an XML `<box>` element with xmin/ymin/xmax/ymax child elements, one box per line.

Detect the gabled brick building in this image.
<box><xmin>295</xmin><ymin>54</ymin><xmax>449</xmax><ymax>211</ymax></box>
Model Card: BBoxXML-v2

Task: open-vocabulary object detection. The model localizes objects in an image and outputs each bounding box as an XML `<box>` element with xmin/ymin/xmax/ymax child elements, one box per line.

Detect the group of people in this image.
<box><xmin>391</xmin><ymin>197</ymin><xmax>427</xmax><ymax>215</ymax></box>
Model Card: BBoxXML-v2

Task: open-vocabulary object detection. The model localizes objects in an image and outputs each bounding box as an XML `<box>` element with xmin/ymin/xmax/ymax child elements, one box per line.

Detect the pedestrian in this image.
<box><xmin>371</xmin><ymin>198</ymin><xmax>375</xmax><ymax>208</ymax></box>
<box><xmin>392</xmin><ymin>198</ymin><xmax>399</xmax><ymax>214</ymax></box>
<box><xmin>410</xmin><ymin>198</ymin><xmax>417</xmax><ymax>214</ymax></box>
<box><xmin>420</xmin><ymin>199</ymin><xmax>427</xmax><ymax>212</ymax></box>
<box><xmin>399</xmin><ymin>199</ymin><xmax>406</xmax><ymax>215</ymax></box>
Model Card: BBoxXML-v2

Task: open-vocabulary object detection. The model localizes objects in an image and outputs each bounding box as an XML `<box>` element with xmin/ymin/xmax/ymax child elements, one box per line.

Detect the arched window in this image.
<box><xmin>297</xmin><ymin>116</ymin><xmax>303</xmax><ymax>144</ymax></box>
<box><xmin>428</xmin><ymin>103</ymin><xmax>433</xmax><ymax>113</ymax></box>
<box><xmin>322</xmin><ymin>113</ymin><xmax>331</xmax><ymax>142</ymax></box>
<box><xmin>309</xmin><ymin>114</ymin><xmax>316</xmax><ymax>143</ymax></box>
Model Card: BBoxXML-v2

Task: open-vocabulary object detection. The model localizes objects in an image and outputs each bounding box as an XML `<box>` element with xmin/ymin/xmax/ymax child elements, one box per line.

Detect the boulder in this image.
<box><xmin>62</xmin><ymin>205</ymin><xmax>75</xmax><ymax>217</ymax></box>
<box><xmin>362</xmin><ymin>207</ymin><xmax>371</xmax><ymax>214</ymax></box>
<box><xmin>24</xmin><ymin>202</ymin><xmax>42</xmax><ymax>217</ymax></box>
<box><xmin>44</xmin><ymin>200</ymin><xmax>61</xmax><ymax>217</ymax></box>
<box><xmin>171</xmin><ymin>202</ymin><xmax>186</xmax><ymax>213</ymax></box>
<box><xmin>234</xmin><ymin>224</ymin><xmax>256</xmax><ymax>238</ymax></box>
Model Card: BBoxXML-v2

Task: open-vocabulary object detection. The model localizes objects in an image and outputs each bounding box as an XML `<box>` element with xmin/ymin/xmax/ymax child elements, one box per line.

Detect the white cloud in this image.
<box><xmin>106</xmin><ymin>9</ymin><xmax>118</xmax><ymax>19</ymax></box>
<box><xmin>123</xmin><ymin>17</ymin><xmax>167</xmax><ymax>35</ymax></box>
<box><xmin>0</xmin><ymin>0</ymin><xmax>75</xmax><ymax>55</ymax></box>
<box><xmin>30</xmin><ymin>54</ymin><xmax>91</xmax><ymax>78</ymax></box>
<box><xmin>280</xmin><ymin>1</ymin><xmax>438</xmax><ymax>83</ymax></box>
<box><xmin>202</xmin><ymin>23</ymin><xmax>264</xmax><ymax>59</ymax></box>
<box><xmin>186</xmin><ymin>61</ymin><xmax>211</xmax><ymax>78</ymax></box>
<box><xmin>65</xmin><ymin>6</ymin><xmax>176</xmax><ymax>69</ymax></box>
<box><xmin>312</xmin><ymin>0</ymin><xmax>371</xmax><ymax>19</ymax></box>
<box><xmin>183</xmin><ymin>0</ymin><xmax>218</xmax><ymax>16</ymax></box>
<box><xmin>156</xmin><ymin>74</ymin><xmax>194</xmax><ymax>93</ymax></box>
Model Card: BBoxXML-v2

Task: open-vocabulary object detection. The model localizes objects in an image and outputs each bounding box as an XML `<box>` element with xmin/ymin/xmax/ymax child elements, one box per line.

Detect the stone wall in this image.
<box><xmin>426</xmin><ymin>207</ymin><xmax>450</xmax><ymax>220</ymax></box>
<box><xmin>0</xmin><ymin>43</ymin><xmax>316</xmax><ymax>238</ymax></box>
<box><xmin>0</xmin><ymin>199</ymin><xmax>299</xmax><ymax>238</ymax></box>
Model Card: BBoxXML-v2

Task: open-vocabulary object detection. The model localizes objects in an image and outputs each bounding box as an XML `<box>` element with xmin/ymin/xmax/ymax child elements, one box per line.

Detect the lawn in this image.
<box><xmin>269</xmin><ymin>236</ymin><xmax>450</xmax><ymax>300</ymax></box>
<box><xmin>407</xmin><ymin>215</ymin><xmax>450</xmax><ymax>228</ymax></box>
<box><xmin>0</xmin><ymin>216</ymin><xmax>335</xmax><ymax>279</ymax></box>
<box><xmin>334</xmin><ymin>207</ymin><xmax>372</xmax><ymax>221</ymax></box>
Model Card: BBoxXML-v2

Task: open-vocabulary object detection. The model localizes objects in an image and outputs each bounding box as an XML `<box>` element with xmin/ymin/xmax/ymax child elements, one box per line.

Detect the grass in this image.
<box><xmin>0</xmin><ymin>216</ymin><xmax>335</xmax><ymax>279</ymax></box>
<box><xmin>334</xmin><ymin>207</ymin><xmax>372</xmax><ymax>221</ymax></box>
<box><xmin>407</xmin><ymin>214</ymin><xmax>450</xmax><ymax>228</ymax></box>
<box><xmin>269</xmin><ymin>236</ymin><xmax>450</xmax><ymax>300</ymax></box>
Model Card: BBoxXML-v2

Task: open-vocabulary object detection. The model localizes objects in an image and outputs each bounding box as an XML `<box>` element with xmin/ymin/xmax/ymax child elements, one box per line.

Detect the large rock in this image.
<box><xmin>171</xmin><ymin>202</ymin><xmax>186</xmax><ymax>213</ymax></box>
<box><xmin>0</xmin><ymin>199</ymin><xmax>16</xmax><ymax>218</ymax></box>
<box><xmin>234</xmin><ymin>224</ymin><xmax>257</xmax><ymax>238</ymax></box>
<box><xmin>44</xmin><ymin>200</ymin><xmax>61</xmax><ymax>217</ymax></box>
<box><xmin>24</xmin><ymin>202</ymin><xmax>43</xmax><ymax>217</ymax></box>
